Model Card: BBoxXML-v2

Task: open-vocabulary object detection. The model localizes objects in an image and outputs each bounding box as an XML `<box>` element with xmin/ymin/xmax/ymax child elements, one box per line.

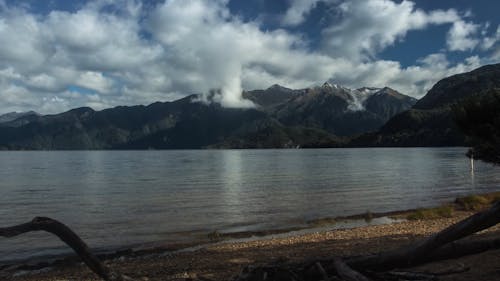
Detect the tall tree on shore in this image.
<box><xmin>454</xmin><ymin>89</ymin><xmax>500</xmax><ymax>164</ymax></box>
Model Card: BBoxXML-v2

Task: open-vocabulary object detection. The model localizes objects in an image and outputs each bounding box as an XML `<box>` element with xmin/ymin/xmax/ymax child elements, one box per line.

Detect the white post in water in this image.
<box><xmin>470</xmin><ymin>152</ymin><xmax>474</xmax><ymax>174</ymax></box>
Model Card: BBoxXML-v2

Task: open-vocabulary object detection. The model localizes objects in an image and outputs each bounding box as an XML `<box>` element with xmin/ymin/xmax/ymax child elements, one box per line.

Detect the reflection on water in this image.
<box><xmin>0</xmin><ymin>148</ymin><xmax>499</xmax><ymax>262</ymax></box>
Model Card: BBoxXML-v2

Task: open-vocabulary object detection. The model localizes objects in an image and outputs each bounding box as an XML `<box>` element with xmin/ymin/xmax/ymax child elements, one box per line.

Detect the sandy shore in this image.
<box><xmin>3</xmin><ymin>209</ymin><xmax>500</xmax><ymax>281</ymax></box>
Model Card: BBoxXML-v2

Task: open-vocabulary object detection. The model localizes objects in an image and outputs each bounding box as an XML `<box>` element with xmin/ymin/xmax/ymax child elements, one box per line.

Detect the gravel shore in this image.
<box><xmin>4</xmin><ymin>210</ymin><xmax>500</xmax><ymax>281</ymax></box>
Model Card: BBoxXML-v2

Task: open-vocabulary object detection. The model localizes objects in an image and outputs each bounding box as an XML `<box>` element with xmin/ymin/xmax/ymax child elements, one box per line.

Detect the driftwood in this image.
<box><xmin>233</xmin><ymin>202</ymin><xmax>500</xmax><ymax>281</ymax></box>
<box><xmin>1</xmin><ymin>202</ymin><xmax>500</xmax><ymax>281</ymax></box>
<box><xmin>346</xmin><ymin>201</ymin><xmax>500</xmax><ymax>270</ymax></box>
<box><xmin>332</xmin><ymin>258</ymin><xmax>371</xmax><ymax>281</ymax></box>
<box><xmin>314</xmin><ymin>262</ymin><xmax>329</xmax><ymax>280</ymax></box>
<box><xmin>0</xmin><ymin>217</ymin><xmax>133</xmax><ymax>281</ymax></box>
<box><xmin>374</xmin><ymin>271</ymin><xmax>438</xmax><ymax>281</ymax></box>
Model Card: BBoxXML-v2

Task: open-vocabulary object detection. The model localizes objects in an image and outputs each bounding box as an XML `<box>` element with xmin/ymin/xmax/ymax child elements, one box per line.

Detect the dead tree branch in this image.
<box><xmin>3</xmin><ymin>202</ymin><xmax>500</xmax><ymax>281</ymax></box>
<box><xmin>0</xmin><ymin>217</ymin><xmax>132</xmax><ymax>281</ymax></box>
<box><xmin>346</xmin><ymin>201</ymin><xmax>500</xmax><ymax>271</ymax></box>
<box><xmin>333</xmin><ymin>258</ymin><xmax>371</xmax><ymax>281</ymax></box>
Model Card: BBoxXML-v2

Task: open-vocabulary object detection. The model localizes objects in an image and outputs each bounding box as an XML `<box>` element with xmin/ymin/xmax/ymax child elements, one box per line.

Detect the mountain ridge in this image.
<box><xmin>0</xmin><ymin>83</ymin><xmax>416</xmax><ymax>149</ymax></box>
<box><xmin>267</xmin><ymin>83</ymin><xmax>416</xmax><ymax>136</ymax></box>
<box><xmin>0</xmin><ymin>111</ymin><xmax>40</xmax><ymax>126</ymax></box>
<box><xmin>349</xmin><ymin>63</ymin><xmax>500</xmax><ymax>147</ymax></box>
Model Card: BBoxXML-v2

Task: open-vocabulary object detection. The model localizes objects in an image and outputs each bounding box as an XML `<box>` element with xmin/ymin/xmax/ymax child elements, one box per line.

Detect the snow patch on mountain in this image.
<box><xmin>346</xmin><ymin>87</ymin><xmax>379</xmax><ymax>111</ymax></box>
<box><xmin>322</xmin><ymin>82</ymin><xmax>384</xmax><ymax>111</ymax></box>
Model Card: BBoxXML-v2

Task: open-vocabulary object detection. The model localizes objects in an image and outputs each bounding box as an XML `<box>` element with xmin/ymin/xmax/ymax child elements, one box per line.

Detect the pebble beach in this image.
<box><xmin>4</xmin><ymin>209</ymin><xmax>500</xmax><ymax>281</ymax></box>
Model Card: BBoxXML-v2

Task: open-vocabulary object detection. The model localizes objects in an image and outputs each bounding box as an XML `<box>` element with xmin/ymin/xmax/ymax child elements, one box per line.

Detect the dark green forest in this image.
<box><xmin>454</xmin><ymin>89</ymin><xmax>500</xmax><ymax>164</ymax></box>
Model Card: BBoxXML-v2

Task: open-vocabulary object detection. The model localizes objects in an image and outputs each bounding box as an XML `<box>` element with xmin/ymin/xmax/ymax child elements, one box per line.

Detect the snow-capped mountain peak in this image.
<box><xmin>322</xmin><ymin>81</ymin><xmax>346</xmax><ymax>90</ymax></box>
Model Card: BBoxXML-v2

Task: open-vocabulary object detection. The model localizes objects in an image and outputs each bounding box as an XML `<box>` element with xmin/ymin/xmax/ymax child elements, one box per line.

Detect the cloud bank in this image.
<box><xmin>0</xmin><ymin>0</ymin><xmax>498</xmax><ymax>114</ymax></box>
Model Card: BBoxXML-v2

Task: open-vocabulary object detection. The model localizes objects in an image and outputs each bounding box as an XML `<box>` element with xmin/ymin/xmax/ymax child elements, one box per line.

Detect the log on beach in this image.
<box><xmin>233</xmin><ymin>201</ymin><xmax>500</xmax><ymax>281</ymax></box>
<box><xmin>1</xmin><ymin>202</ymin><xmax>500</xmax><ymax>281</ymax></box>
<box><xmin>0</xmin><ymin>217</ymin><xmax>133</xmax><ymax>281</ymax></box>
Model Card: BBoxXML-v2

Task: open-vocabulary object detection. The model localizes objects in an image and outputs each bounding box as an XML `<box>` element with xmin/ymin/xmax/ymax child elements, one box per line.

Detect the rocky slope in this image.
<box><xmin>350</xmin><ymin>63</ymin><xmax>500</xmax><ymax>147</ymax></box>
<box><xmin>249</xmin><ymin>83</ymin><xmax>416</xmax><ymax>136</ymax></box>
<box><xmin>0</xmin><ymin>111</ymin><xmax>39</xmax><ymax>126</ymax></box>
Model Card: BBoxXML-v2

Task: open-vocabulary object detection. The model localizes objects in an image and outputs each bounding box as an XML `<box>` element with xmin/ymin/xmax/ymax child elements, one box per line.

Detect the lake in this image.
<box><xmin>0</xmin><ymin>148</ymin><xmax>499</xmax><ymax>262</ymax></box>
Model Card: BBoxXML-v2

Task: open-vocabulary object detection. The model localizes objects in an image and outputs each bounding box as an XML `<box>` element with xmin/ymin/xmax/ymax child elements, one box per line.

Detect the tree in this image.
<box><xmin>454</xmin><ymin>89</ymin><xmax>500</xmax><ymax>164</ymax></box>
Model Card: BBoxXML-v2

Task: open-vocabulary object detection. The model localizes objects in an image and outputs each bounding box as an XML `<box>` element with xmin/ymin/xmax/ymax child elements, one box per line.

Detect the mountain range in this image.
<box><xmin>0</xmin><ymin>83</ymin><xmax>414</xmax><ymax>149</ymax></box>
<box><xmin>0</xmin><ymin>111</ymin><xmax>39</xmax><ymax>125</ymax></box>
<box><xmin>351</xmin><ymin>63</ymin><xmax>500</xmax><ymax>147</ymax></box>
<box><xmin>244</xmin><ymin>83</ymin><xmax>416</xmax><ymax>136</ymax></box>
<box><xmin>0</xmin><ymin>63</ymin><xmax>498</xmax><ymax>149</ymax></box>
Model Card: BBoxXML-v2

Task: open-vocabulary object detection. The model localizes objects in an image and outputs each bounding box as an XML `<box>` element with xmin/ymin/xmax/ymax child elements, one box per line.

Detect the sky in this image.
<box><xmin>0</xmin><ymin>0</ymin><xmax>498</xmax><ymax>114</ymax></box>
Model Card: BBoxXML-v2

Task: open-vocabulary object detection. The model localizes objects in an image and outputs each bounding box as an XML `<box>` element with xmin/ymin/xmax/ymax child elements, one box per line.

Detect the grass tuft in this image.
<box><xmin>406</xmin><ymin>205</ymin><xmax>454</xmax><ymax>220</ymax></box>
<box><xmin>455</xmin><ymin>192</ymin><xmax>500</xmax><ymax>211</ymax></box>
<box><xmin>308</xmin><ymin>217</ymin><xmax>336</xmax><ymax>227</ymax></box>
<box><xmin>207</xmin><ymin>230</ymin><xmax>222</xmax><ymax>241</ymax></box>
<box><xmin>364</xmin><ymin>210</ymin><xmax>373</xmax><ymax>223</ymax></box>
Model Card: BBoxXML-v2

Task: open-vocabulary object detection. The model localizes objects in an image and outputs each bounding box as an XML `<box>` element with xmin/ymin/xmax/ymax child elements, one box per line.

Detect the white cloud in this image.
<box><xmin>320</xmin><ymin>0</ymin><xmax>461</xmax><ymax>60</ymax></box>
<box><xmin>147</xmin><ymin>0</ymin><xmax>257</xmax><ymax>107</ymax></box>
<box><xmin>25</xmin><ymin>73</ymin><xmax>61</xmax><ymax>92</ymax></box>
<box><xmin>76</xmin><ymin>71</ymin><xmax>114</xmax><ymax>94</ymax></box>
<box><xmin>417</xmin><ymin>53</ymin><xmax>449</xmax><ymax>68</ymax></box>
<box><xmin>281</xmin><ymin>0</ymin><xmax>321</xmax><ymax>26</ymax></box>
<box><xmin>446</xmin><ymin>20</ymin><xmax>480</xmax><ymax>51</ymax></box>
<box><xmin>46</xmin><ymin>5</ymin><xmax>162</xmax><ymax>72</ymax></box>
<box><xmin>323</xmin><ymin>53</ymin><xmax>481</xmax><ymax>99</ymax></box>
<box><xmin>492</xmin><ymin>48</ymin><xmax>500</xmax><ymax>61</ymax></box>
<box><xmin>0</xmin><ymin>0</ymin><xmax>496</xmax><ymax>115</ymax></box>
<box><xmin>0</xmin><ymin>7</ymin><xmax>53</xmax><ymax>71</ymax></box>
<box><xmin>146</xmin><ymin>0</ymin><xmax>340</xmax><ymax>108</ymax></box>
<box><xmin>481</xmin><ymin>25</ymin><xmax>499</xmax><ymax>51</ymax></box>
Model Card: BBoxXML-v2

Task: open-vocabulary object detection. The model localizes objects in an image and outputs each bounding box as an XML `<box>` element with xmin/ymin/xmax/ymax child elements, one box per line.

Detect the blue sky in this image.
<box><xmin>0</xmin><ymin>0</ymin><xmax>498</xmax><ymax>113</ymax></box>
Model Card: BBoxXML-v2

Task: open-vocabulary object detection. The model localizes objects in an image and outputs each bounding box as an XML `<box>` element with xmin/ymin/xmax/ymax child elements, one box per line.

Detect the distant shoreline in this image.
<box><xmin>0</xmin><ymin>145</ymin><xmax>471</xmax><ymax>151</ymax></box>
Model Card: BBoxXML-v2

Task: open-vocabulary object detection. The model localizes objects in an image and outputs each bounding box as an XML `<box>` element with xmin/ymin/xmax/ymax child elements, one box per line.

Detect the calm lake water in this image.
<box><xmin>1</xmin><ymin>148</ymin><xmax>499</xmax><ymax>262</ymax></box>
